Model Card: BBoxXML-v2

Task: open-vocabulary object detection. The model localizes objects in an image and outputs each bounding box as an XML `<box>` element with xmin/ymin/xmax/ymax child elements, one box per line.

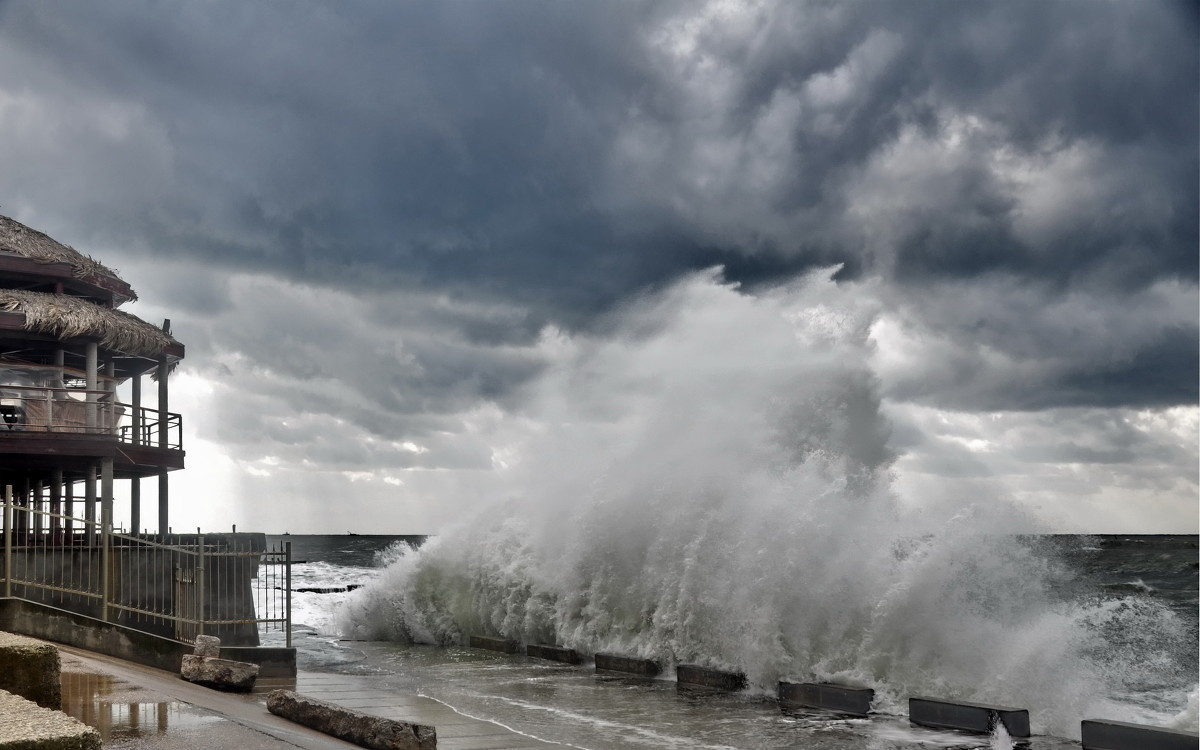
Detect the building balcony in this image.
<box><xmin>0</xmin><ymin>385</ymin><xmax>183</xmax><ymax>475</ymax></box>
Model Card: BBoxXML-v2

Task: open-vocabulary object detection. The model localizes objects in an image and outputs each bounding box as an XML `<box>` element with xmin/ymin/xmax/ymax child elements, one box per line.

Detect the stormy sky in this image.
<box><xmin>0</xmin><ymin>0</ymin><xmax>1194</xmax><ymax>533</ymax></box>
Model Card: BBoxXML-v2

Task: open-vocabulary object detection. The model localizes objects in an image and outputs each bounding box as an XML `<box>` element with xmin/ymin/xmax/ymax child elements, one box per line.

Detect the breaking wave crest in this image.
<box><xmin>338</xmin><ymin>269</ymin><xmax>1194</xmax><ymax>738</ymax></box>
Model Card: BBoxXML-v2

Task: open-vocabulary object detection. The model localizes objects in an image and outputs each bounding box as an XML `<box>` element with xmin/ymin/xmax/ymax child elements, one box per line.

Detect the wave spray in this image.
<box><xmin>340</xmin><ymin>269</ymin><xmax>1193</xmax><ymax>738</ymax></box>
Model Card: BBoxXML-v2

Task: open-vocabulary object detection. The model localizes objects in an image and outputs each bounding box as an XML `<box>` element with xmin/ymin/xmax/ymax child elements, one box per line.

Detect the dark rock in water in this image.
<box><xmin>291</xmin><ymin>584</ymin><xmax>364</xmax><ymax>593</ymax></box>
<box><xmin>180</xmin><ymin>654</ymin><xmax>259</xmax><ymax>692</ymax></box>
<box><xmin>267</xmin><ymin>689</ymin><xmax>436</xmax><ymax>750</ymax></box>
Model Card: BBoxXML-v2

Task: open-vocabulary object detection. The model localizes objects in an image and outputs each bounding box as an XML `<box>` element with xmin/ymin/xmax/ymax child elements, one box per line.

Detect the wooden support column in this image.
<box><xmin>131</xmin><ymin>478</ymin><xmax>141</xmax><ymax>536</ymax></box>
<box><xmin>101</xmin><ymin>458</ymin><xmax>114</xmax><ymax>532</ymax></box>
<box><xmin>85</xmin><ymin>463</ymin><xmax>97</xmax><ymax>531</ymax></box>
<box><xmin>86</xmin><ymin>338</ymin><xmax>99</xmax><ymax>427</ymax></box>
<box><xmin>158</xmin><ymin>470</ymin><xmax>169</xmax><ymax>535</ymax></box>
<box><xmin>15</xmin><ymin>477</ymin><xmax>29</xmax><ymax>537</ymax></box>
<box><xmin>64</xmin><ymin>479</ymin><xmax>74</xmax><ymax>535</ymax></box>
<box><xmin>50</xmin><ymin>470</ymin><xmax>62</xmax><ymax>542</ymax></box>
<box><xmin>157</xmin><ymin>354</ymin><xmax>169</xmax><ymax>534</ymax></box>
<box><xmin>104</xmin><ymin>359</ymin><xmax>116</xmax><ymax>433</ymax></box>
<box><xmin>131</xmin><ymin>371</ymin><xmax>142</xmax><ymax>445</ymax></box>
<box><xmin>32</xmin><ymin>480</ymin><xmax>42</xmax><ymax>535</ymax></box>
<box><xmin>157</xmin><ymin>356</ymin><xmax>168</xmax><ymax>448</ymax></box>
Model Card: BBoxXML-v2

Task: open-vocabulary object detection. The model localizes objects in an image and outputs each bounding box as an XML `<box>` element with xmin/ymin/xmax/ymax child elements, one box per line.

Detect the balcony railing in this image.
<box><xmin>0</xmin><ymin>385</ymin><xmax>182</xmax><ymax>450</ymax></box>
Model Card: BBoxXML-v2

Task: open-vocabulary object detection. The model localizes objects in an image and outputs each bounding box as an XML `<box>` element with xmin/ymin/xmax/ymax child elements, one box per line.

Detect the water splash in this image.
<box><xmin>339</xmin><ymin>268</ymin><xmax>1193</xmax><ymax>738</ymax></box>
<box><xmin>988</xmin><ymin>720</ymin><xmax>1014</xmax><ymax>750</ymax></box>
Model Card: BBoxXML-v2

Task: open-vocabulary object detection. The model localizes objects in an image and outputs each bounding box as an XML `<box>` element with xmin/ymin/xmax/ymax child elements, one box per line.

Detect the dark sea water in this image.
<box><xmin>260</xmin><ymin>533</ymin><xmax>1198</xmax><ymax>749</ymax></box>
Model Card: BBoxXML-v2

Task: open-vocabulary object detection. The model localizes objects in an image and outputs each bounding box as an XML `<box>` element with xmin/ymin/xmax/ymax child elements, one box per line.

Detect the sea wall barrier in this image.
<box><xmin>525</xmin><ymin>643</ymin><xmax>580</xmax><ymax>664</ymax></box>
<box><xmin>594</xmin><ymin>652</ymin><xmax>661</xmax><ymax>677</ymax></box>
<box><xmin>466</xmin><ymin>635</ymin><xmax>519</xmax><ymax>654</ymax></box>
<box><xmin>909</xmin><ymin>696</ymin><xmax>1030</xmax><ymax>737</ymax></box>
<box><xmin>676</xmin><ymin>664</ymin><xmax>747</xmax><ymax>691</ymax></box>
<box><xmin>1080</xmin><ymin>719</ymin><xmax>1198</xmax><ymax>750</ymax></box>
<box><xmin>778</xmin><ymin>681</ymin><xmax>874</xmax><ymax>717</ymax></box>
<box><xmin>466</xmin><ymin>634</ymin><xmax>1199</xmax><ymax>744</ymax></box>
<box><xmin>0</xmin><ymin>598</ymin><xmax>297</xmax><ymax>676</ymax></box>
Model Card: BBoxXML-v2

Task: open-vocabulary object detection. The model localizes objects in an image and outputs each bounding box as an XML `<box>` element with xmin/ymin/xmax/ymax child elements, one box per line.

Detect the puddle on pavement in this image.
<box><xmin>60</xmin><ymin>671</ymin><xmax>226</xmax><ymax>741</ymax></box>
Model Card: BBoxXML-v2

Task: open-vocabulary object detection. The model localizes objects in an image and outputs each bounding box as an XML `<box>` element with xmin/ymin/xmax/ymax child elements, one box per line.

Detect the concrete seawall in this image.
<box><xmin>0</xmin><ymin>598</ymin><xmax>296</xmax><ymax>676</ymax></box>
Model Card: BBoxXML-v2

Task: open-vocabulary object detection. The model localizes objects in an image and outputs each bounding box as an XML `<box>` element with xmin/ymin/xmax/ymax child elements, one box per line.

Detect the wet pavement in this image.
<box><xmin>57</xmin><ymin>645</ymin><xmax>560</xmax><ymax>749</ymax></box>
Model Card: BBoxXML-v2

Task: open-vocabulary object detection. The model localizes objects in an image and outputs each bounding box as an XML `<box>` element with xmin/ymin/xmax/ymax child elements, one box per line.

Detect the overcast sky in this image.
<box><xmin>0</xmin><ymin>0</ymin><xmax>1195</xmax><ymax>533</ymax></box>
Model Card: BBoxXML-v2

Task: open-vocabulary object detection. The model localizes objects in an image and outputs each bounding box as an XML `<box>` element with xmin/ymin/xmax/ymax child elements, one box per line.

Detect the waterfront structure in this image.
<box><xmin>0</xmin><ymin>214</ymin><xmax>183</xmax><ymax>538</ymax></box>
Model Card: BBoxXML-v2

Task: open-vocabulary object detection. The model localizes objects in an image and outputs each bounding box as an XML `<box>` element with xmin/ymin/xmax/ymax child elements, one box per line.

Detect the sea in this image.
<box><xmin>260</xmin><ymin>533</ymin><xmax>1198</xmax><ymax>750</ymax></box>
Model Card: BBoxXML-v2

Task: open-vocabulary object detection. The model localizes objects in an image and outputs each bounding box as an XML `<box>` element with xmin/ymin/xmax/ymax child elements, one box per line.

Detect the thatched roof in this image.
<box><xmin>0</xmin><ymin>289</ymin><xmax>179</xmax><ymax>360</ymax></box>
<box><xmin>0</xmin><ymin>215</ymin><xmax>136</xmax><ymax>302</ymax></box>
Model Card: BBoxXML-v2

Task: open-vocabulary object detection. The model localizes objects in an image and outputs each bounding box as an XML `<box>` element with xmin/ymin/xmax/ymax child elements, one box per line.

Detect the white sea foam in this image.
<box><xmin>337</xmin><ymin>268</ymin><xmax>1194</xmax><ymax>738</ymax></box>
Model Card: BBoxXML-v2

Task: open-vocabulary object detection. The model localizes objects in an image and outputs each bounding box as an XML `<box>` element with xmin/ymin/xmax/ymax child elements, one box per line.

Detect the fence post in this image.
<box><xmin>197</xmin><ymin>533</ymin><xmax>206</xmax><ymax>637</ymax></box>
<box><xmin>100</xmin><ymin>513</ymin><xmax>110</xmax><ymax>622</ymax></box>
<box><xmin>3</xmin><ymin>485</ymin><xmax>11</xmax><ymax>598</ymax></box>
<box><xmin>285</xmin><ymin>541</ymin><xmax>292</xmax><ymax>649</ymax></box>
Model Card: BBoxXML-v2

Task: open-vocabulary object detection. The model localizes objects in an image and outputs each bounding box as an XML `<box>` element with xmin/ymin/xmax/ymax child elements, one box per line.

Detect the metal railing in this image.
<box><xmin>0</xmin><ymin>489</ymin><xmax>289</xmax><ymax>646</ymax></box>
<box><xmin>0</xmin><ymin>385</ymin><xmax>182</xmax><ymax>449</ymax></box>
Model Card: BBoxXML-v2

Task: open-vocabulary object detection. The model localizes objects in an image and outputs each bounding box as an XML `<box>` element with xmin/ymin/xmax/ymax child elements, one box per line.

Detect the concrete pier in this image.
<box><xmin>909</xmin><ymin>696</ymin><xmax>1030</xmax><ymax>737</ymax></box>
<box><xmin>594</xmin><ymin>653</ymin><xmax>661</xmax><ymax>677</ymax></box>
<box><xmin>778</xmin><ymin>681</ymin><xmax>874</xmax><ymax>716</ymax></box>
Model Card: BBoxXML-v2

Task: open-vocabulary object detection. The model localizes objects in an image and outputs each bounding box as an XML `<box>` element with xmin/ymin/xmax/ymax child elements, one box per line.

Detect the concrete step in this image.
<box><xmin>0</xmin><ymin>688</ymin><xmax>100</xmax><ymax>750</ymax></box>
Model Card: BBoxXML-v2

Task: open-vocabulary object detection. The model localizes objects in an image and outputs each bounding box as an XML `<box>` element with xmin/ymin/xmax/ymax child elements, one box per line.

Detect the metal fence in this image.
<box><xmin>0</xmin><ymin>488</ymin><xmax>290</xmax><ymax>647</ymax></box>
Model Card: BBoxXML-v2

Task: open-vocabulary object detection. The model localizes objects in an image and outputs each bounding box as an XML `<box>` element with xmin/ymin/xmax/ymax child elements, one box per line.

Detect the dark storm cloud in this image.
<box><xmin>0</xmin><ymin>0</ymin><xmax>1194</xmax><ymax>419</ymax></box>
<box><xmin>876</xmin><ymin>277</ymin><xmax>1197</xmax><ymax>411</ymax></box>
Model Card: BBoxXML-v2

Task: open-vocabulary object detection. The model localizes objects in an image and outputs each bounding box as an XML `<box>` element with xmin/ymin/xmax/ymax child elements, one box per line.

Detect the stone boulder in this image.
<box><xmin>180</xmin><ymin>654</ymin><xmax>259</xmax><ymax>692</ymax></box>
<box><xmin>193</xmin><ymin>634</ymin><xmax>222</xmax><ymax>657</ymax></box>
<box><xmin>267</xmin><ymin>689</ymin><xmax>436</xmax><ymax>750</ymax></box>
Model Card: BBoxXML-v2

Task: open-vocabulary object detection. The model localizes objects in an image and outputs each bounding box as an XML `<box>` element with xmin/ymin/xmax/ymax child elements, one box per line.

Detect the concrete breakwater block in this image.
<box><xmin>594</xmin><ymin>653</ymin><xmax>661</xmax><ymax>677</ymax></box>
<box><xmin>180</xmin><ymin>654</ymin><xmax>259</xmax><ymax>692</ymax></box>
<box><xmin>1081</xmin><ymin>719</ymin><xmax>1199</xmax><ymax>750</ymax></box>
<box><xmin>526</xmin><ymin>644</ymin><xmax>581</xmax><ymax>664</ymax></box>
<box><xmin>778</xmin><ymin>681</ymin><xmax>874</xmax><ymax>716</ymax></box>
<box><xmin>0</xmin><ymin>688</ymin><xmax>100</xmax><ymax>750</ymax></box>
<box><xmin>676</xmin><ymin>664</ymin><xmax>748</xmax><ymax>691</ymax></box>
<box><xmin>909</xmin><ymin>696</ymin><xmax>1030</xmax><ymax>737</ymax></box>
<box><xmin>467</xmin><ymin>635</ymin><xmax>520</xmax><ymax>654</ymax></box>
<box><xmin>267</xmin><ymin>689</ymin><xmax>436</xmax><ymax>750</ymax></box>
<box><xmin>0</xmin><ymin>631</ymin><xmax>62</xmax><ymax>710</ymax></box>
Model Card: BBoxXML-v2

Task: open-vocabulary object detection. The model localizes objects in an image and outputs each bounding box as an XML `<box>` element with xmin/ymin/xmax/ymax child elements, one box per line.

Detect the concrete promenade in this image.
<box><xmin>57</xmin><ymin>644</ymin><xmax>560</xmax><ymax>750</ymax></box>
